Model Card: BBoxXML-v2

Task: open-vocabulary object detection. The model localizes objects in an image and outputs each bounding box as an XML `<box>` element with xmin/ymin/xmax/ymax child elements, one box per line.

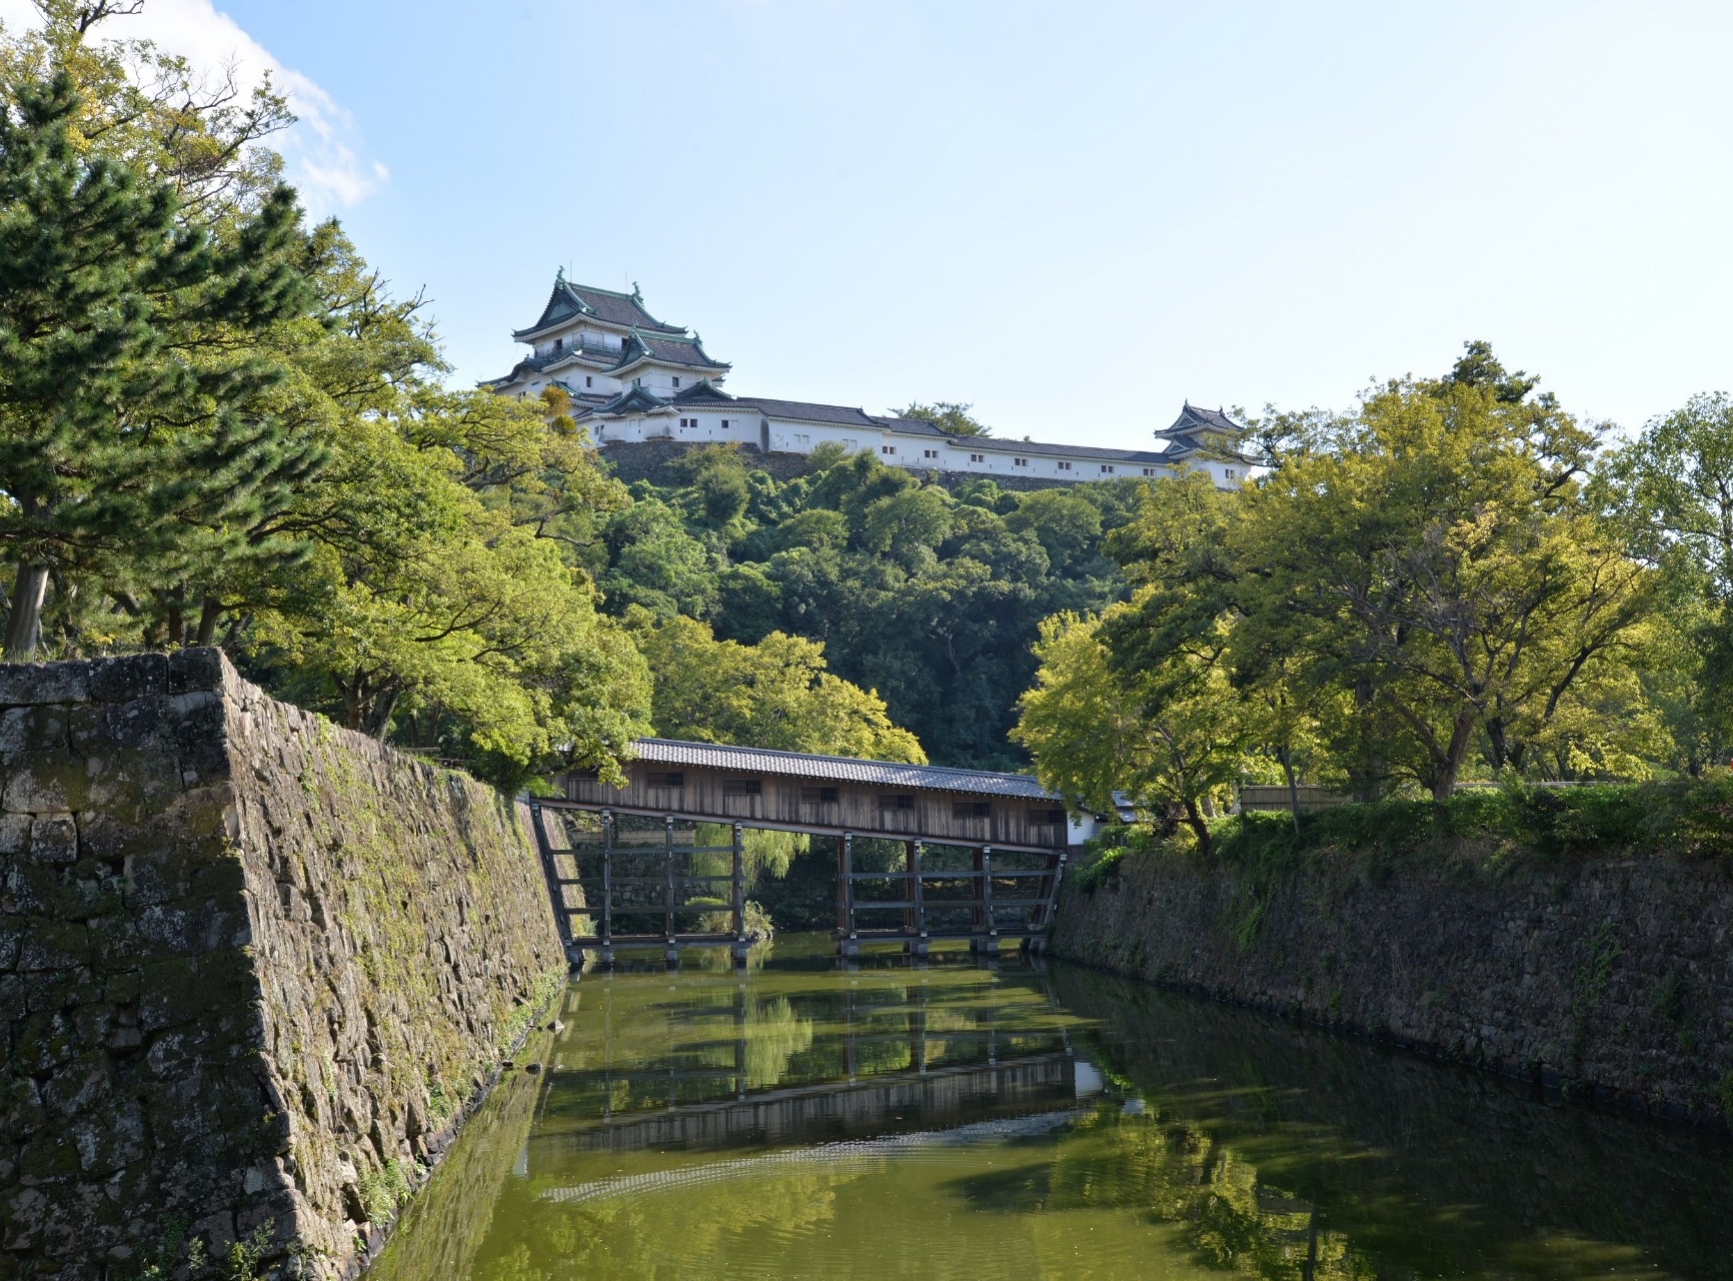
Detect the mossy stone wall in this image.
<box><xmin>0</xmin><ymin>651</ymin><xmax>565</xmax><ymax>1279</ymax></box>
<box><xmin>1052</xmin><ymin>845</ymin><xmax>1733</xmax><ymax>1125</ymax></box>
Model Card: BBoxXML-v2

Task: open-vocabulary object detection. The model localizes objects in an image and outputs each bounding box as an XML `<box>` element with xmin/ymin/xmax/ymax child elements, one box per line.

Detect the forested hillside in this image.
<box><xmin>592</xmin><ymin>441</ymin><xmax>1143</xmax><ymax>767</ymax></box>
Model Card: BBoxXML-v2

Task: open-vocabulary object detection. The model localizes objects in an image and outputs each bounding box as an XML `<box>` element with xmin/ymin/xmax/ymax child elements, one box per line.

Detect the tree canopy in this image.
<box><xmin>1016</xmin><ymin>343</ymin><xmax>1699</xmax><ymax>837</ymax></box>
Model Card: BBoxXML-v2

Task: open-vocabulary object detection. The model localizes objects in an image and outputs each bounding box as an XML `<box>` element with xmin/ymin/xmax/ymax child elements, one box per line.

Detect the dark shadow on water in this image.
<box><xmin>1047</xmin><ymin>960</ymin><xmax>1733</xmax><ymax>1280</ymax></box>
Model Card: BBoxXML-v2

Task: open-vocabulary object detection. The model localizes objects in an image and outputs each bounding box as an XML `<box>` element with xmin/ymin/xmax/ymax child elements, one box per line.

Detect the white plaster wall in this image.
<box><xmin>765</xmin><ymin>418</ymin><xmax>873</xmax><ymax>455</ymax></box>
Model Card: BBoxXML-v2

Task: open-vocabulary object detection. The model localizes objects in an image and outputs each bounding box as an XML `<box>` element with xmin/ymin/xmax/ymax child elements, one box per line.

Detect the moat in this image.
<box><xmin>373</xmin><ymin>934</ymin><xmax>1733</xmax><ymax>1280</ymax></box>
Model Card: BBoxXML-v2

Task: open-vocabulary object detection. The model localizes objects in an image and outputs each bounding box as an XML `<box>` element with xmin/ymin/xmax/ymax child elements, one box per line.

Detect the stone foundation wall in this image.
<box><xmin>1051</xmin><ymin>845</ymin><xmax>1733</xmax><ymax>1125</ymax></box>
<box><xmin>0</xmin><ymin>651</ymin><xmax>565</xmax><ymax>1279</ymax></box>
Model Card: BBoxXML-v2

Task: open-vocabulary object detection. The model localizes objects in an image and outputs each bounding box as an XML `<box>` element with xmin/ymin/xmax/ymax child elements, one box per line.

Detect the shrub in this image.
<box><xmin>1211</xmin><ymin>777</ymin><xmax>1733</xmax><ymax>867</ymax></box>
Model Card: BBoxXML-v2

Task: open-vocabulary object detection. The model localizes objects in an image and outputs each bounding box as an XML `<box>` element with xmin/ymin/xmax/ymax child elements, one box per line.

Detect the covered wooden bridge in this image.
<box><xmin>528</xmin><ymin>738</ymin><xmax>1082</xmax><ymax>965</ymax></box>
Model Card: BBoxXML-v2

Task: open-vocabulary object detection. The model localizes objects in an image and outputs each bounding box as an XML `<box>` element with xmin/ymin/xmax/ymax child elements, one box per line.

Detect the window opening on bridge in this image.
<box><xmin>722</xmin><ymin>777</ymin><xmax>762</xmax><ymax>797</ymax></box>
<box><xmin>801</xmin><ymin>786</ymin><xmax>839</xmax><ymax>805</ymax></box>
<box><xmin>1031</xmin><ymin>807</ymin><xmax>1067</xmax><ymax>825</ymax></box>
<box><xmin>647</xmin><ymin>771</ymin><xmax>685</xmax><ymax>788</ymax></box>
<box><xmin>878</xmin><ymin>794</ymin><xmax>915</xmax><ymax>811</ymax></box>
<box><xmin>952</xmin><ymin>801</ymin><xmax>991</xmax><ymax>818</ymax></box>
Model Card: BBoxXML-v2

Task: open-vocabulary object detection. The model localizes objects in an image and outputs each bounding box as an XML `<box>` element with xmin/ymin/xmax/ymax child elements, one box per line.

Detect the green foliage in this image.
<box><xmin>1022</xmin><ymin>342</ymin><xmax>1694</xmax><ymax>835</ymax></box>
<box><xmin>0</xmin><ymin>10</ymin><xmax>650</xmax><ymax>789</ymax></box>
<box><xmin>356</xmin><ymin>1158</ymin><xmax>416</xmax><ymax>1227</ymax></box>
<box><xmin>426</xmin><ymin>1079</ymin><xmax>457</xmax><ymax>1127</ymax></box>
<box><xmin>626</xmin><ymin>609</ymin><xmax>926</xmax><ymax>763</ymax></box>
<box><xmin>600</xmin><ymin>445</ymin><xmax>1138</xmax><ymax>767</ymax></box>
<box><xmin>0</xmin><ymin>63</ymin><xmax>316</xmax><ymax>659</ymax></box>
<box><xmin>896</xmin><ymin>400</ymin><xmax>991</xmax><ymax>437</ymax></box>
<box><xmin>1207</xmin><ymin>777</ymin><xmax>1733</xmax><ymax>868</ymax></box>
<box><xmin>496</xmin><ymin>966</ymin><xmax>565</xmax><ymax>1060</ymax></box>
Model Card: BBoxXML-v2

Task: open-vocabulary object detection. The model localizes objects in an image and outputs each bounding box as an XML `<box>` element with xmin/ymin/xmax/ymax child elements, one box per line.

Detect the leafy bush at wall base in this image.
<box><xmin>1209</xmin><ymin>778</ymin><xmax>1733</xmax><ymax>868</ymax></box>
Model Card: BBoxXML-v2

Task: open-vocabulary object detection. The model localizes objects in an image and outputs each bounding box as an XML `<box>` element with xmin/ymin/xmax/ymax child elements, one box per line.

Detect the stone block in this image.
<box><xmin>139</xmin><ymin>953</ymin><xmax>254</xmax><ymax>1031</ymax></box>
<box><xmin>73</xmin><ymin>1103</ymin><xmax>145</xmax><ymax>1177</ymax></box>
<box><xmin>18</xmin><ymin>1131</ymin><xmax>80</xmax><ymax>1181</ymax></box>
<box><xmin>101</xmin><ymin>971</ymin><xmax>142</xmax><ymax>1005</ymax></box>
<box><xmin>89</xmin><ymin>696</ymin><xmax>170</xmax><ymax>752</ymax></box>
<box><xmin>89</xmin><ymin>653</ymin><xmax>169</xmax><ymax>703</ymax></box>
<box><xmin>14</xmin><ymin>1010</ymin><xmax>75</xmax><ymax>1073</ymax></box>
<box><xmin>4</xmin><ymin>752</ymin><xmax>91</xmax><ymax>814</ymax></box>
<box><xmin>167</xmin><ymin>647</ymin><xmax>225</xmax><ymax>695</ymax></box>
<box><xmin>0</xmin><ymin>661</ymin><xmax>90</xmax><ymax>706</ymax></box>
<box><xmin>0</xmin><ymin>705</ymin><xmax>70</xmax><ymax>762</ymax></box>
<box><xmin>15</xmin><ymin>920</ymin><xmax>90</xmax><ymax>972</ymax></box>
<box><xmin>0</xmin><ymin>973</ymin><xmax>27</xmax><ymax>1021</ymax></box>
<box><xmin>169</xmin><ymin>698</ymin><xmax>233</xmax><ymax>784</ymax></box>
<box><xmin>27</xmin><ymin>815</ymin><xmax>77</xmax><ymax>866</ymax></box>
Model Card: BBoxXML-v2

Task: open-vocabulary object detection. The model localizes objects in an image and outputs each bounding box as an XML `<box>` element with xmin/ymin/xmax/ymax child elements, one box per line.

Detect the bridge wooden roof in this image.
<box><xmin>630</xmin><ymin>738</ymin><xmax>1056</xmax><ymax>801</ymax></box>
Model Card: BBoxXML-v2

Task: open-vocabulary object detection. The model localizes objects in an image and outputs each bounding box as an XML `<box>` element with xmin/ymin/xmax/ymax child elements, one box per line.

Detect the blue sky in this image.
<box><xmin>29</xmin><ymin>0</ymin><xmax>1733</xmax><ymax>447</ymax></box>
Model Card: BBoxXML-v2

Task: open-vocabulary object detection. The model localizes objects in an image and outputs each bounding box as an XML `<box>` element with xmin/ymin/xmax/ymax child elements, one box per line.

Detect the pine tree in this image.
<box><xmin>0</xmin><ymin>68</ymin><xmax>315</xmax><ymax>658</ymax></box>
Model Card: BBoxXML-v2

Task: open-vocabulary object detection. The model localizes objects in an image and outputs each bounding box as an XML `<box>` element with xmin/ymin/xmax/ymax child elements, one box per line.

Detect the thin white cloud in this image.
<box><xmin>0</xmin><ymin>0</ymin><xmax>386</xmax><ymax>212</ymax></box>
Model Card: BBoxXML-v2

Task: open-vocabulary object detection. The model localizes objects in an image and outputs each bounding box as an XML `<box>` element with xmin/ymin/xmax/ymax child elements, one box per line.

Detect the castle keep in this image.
<box><xmin>487</xmin><ymin>275</ymin><xmax>1251</xmax><ymax>487</ymax></box>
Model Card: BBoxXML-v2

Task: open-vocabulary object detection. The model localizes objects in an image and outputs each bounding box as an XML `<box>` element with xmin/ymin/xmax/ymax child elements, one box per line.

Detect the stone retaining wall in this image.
<box><xmin>1050</xmin><ymin>844</ymin><xmax>1733</xmax><ymax>1125</ymax></box>
<box><xmin>0</xmin><ymin>651</ymin><xmax>565</xmax><ymax>1279</ymax></box>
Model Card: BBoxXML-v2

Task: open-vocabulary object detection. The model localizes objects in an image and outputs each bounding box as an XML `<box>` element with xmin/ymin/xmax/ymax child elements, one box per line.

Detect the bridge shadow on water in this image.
<box><xmin>372</xmin><ymin>934</ymin><xmax>1733</xmax><ymax>1281</ymax></box>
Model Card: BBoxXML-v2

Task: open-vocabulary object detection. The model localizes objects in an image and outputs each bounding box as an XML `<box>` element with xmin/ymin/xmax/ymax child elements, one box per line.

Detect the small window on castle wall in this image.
<box><xmin>673</xmin><ymin>377</ymin><xmax>681</xmax><ymax>387</ymax></box>
<box><xmin>1014</xmin><ymin>457</ymin><xmax>1028</xmax><ymax>467</ymax></box>
<box><xmin>1057</xmin><ymin>461</ymin><xmax>1071</xmax><ymax>471</ymax></box>
<box><xmin>1225</xmin><ymin>468</ymin><xmax>1237</xmax><ymax>480</ymax></box>
<box><xmin>970</xmin><ymin>453</ymin><xmax>985</xmax><ymax>463</ymax></box>
<box><xmin>722</xmin><ymin>419</ymin><xmax>730</xmax><ymax>429</ymax></box>
<box><xmin>586</xmin><ymin>376</ymin><xmax>593</xmax><ymax>387</ymax></box>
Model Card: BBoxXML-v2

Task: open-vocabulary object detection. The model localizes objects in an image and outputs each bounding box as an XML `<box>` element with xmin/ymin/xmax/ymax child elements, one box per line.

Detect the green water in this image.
<box><xmin>374</xmin><ymin>935</ymin><xmax>1733</xmax><ymax>1280</ymax></box>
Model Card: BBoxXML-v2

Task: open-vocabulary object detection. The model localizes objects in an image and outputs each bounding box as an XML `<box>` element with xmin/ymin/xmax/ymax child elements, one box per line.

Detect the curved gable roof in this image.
<box><xmin>514</xmin><ymin>277</ymin><xmax>687</xmax><ymax>340</ymax></box>
<box><xmin>610</xmin><ymin>329</ymin><xmax>731</xmax><ymax>374</ymax></box>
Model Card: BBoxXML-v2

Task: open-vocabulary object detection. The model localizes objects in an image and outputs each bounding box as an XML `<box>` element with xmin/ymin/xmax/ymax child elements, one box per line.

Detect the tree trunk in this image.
<box><xmin>3</xmin><ymin>564</ymin><xmax>49</xmax><ymax>662</ymax></box>
<box><xmin>1430</xmin><ymin>711</ymin><xmax>1478</xmax><ymax>801</ymax></box>
<box><xmin>1278</xmin><ymin>745</ymin><xmax>1301</xmax><ymax>832</ymax></box>
<box><xmin>195</xmin><ymin>597</ymin><xmax>222</xmax><ymax>646</ymax></box>
<box><xmin>363</xmin><ymin>682</ymin><xmax>401</xmax><ymax>740</ymax></box>
<box><xmin>165</xmin><ymin>585</ymin><xmax>186</xmax><ymax>648</ymax></box>
<box><xmin>1182</xmin><ymin>797</ymin><xmax>1212</xmax><ymax>855</ymax></box>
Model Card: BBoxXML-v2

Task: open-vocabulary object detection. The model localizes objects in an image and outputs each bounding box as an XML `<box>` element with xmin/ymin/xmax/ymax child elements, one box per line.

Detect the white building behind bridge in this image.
<box><xmin>487</xmin><ymin>274</ymin><xmax>1253</xmax><ymax>487</ymax></box>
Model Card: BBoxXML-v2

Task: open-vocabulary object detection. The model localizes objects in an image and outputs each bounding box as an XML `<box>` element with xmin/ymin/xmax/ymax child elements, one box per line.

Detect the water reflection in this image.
<box><xmin>372</xmin><ymin>936</ymin><xmax>1733</xmax><ymax>1281</ymax></box>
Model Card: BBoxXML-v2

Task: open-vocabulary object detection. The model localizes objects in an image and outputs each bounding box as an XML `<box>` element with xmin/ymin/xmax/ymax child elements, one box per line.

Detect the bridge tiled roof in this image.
<box><xmin>630</xmin><ymin>738</ymin><xmax>1057</xmax><ymax>801</ymax></box>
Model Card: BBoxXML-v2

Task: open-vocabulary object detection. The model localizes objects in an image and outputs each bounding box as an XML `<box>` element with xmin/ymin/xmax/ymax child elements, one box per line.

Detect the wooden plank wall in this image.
<box><xmin>558</xmin><ymin>761</ymin><xmax>1068</xmax><ymax>851</ymax></box>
